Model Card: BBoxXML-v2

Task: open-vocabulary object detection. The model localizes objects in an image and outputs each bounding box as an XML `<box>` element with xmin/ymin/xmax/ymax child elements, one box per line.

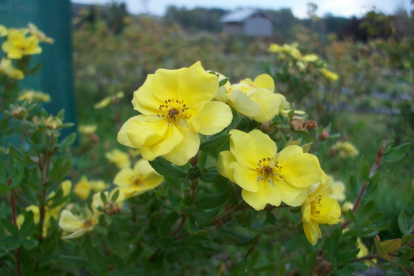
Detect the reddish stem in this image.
<box><xmin>9</xmin><ymin>179</ymin><xmax>22</xmax><ymax>276</ymax></box>
<box><xmin>172</xmin><ymin>213</ymin><xmax>187</xmax><ymax>238</ymax></box>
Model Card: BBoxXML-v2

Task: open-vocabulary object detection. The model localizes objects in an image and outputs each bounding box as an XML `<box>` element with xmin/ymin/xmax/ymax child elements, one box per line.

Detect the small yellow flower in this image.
<box><xmin>58</xmin><ymin>207</ymin><xmax>99</xmax><ymax>239</ymax></box>
<box><xmin>114</xmin><ymin>159</ymin><xmax>164</xmax><ymax>198</ymax></box>
<box><xmin>89</xmin><ymin>180</ymin><xmax>109</xmax><ymax>193</ymax></box>
<box><xmin>105</xmin><ymin>149</ymin><xmax>131</xmax><ymax>169</ymax></box>
<box><xmin>28</xmin><ymin>23</ymin><xmax>54</xmax><ymax>44</ymax></box>
<box><xmin>300</xmin><ymin>54</ymin><xmax>319</xmax><ymax>63</ymax></box>
<box><xmin>0</xmin><ymin>25</ymin><xmax>7</xmax><ymax>37</ymax></box>
<box><xmin>2</xmin><ymin>30</ymin><xmax>42</xmax><ymax>59</ymax></box>
<box><xmin>94</xmin><ymin>91</ymin><xmax>124</xmax><ymax>109</ymax></box>
<box><xmin>332</xmin><ymin>141</ymin><xmax>359</xmax><ymax>158</ymax></box>
<box><xmin>356</xmin><ymin>238</ymin><xmax>377</xmax><ymax>266</ymax></box>
<box><xmin>73</xmin><ymin>176</ymin><xmax>91</xmax><ymax>200</ymax></box>
<box><xmin>319</xmin><ymin>68</ymin><xmax>339</xmax><ymax>81</ymax></box>
<box><xmin>322</xmin><ymin>174</ymin><xmax>346</xmax><ymax>202</ymax></box>
<box><xmin>78</xmin><ymin>124</ymin><xmax>97</xmax><ymax>135</ymax></box>
<box><xmin>268</xmin><ymin>43</ymin><xmax>281</xmax><ymax>53</ymax></box>
<box><xmin>0</xmin><ymin>58</ymin><xmax>24</xmax><ymax>79</ymax></box>
<box><xmin>218</xmin><ymin>130</ymin><xmax>324</xmax><ymax>210</ymax></box>
<box><xmin>341</xmin><ymin>201</ymin><xmax>354</xmax><ymax>213</ymax></box>
<box><xmin>118</xmin><ymin>62</ymin><xmax>233</xmax><ymax>165</ymax></box>
<box><xmin>18</xmin><ymin>90</ymin><xmax>51</xmax><ymax>103</ymax></box>
<box><xmin>301</xmin><ymin>183</ymin><xmax>341</xmax><ymax>245</ymax></box>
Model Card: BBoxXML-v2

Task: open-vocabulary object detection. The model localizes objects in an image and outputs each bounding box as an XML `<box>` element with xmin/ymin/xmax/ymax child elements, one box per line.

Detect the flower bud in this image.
<box><xmin>12</xmin><ymin>106</ymin><xmax>27</xmax><ymax>120</ymax></box>
<box><xmin>46</xmin><ymin>116</ymin><xmax>63</xmax><ymax>130</ymax></box>
<box><xmin>103</xmin><ymin>201</ymin><xmax>121</xmax><ymax>216</ymax></box>
<box><xmin>289</xmin><ymin>115</ymin><xmax>306</xmax><ymax>131</ymax></box>
<box><xmin>320</xmin><ymin>130</ymin><xmax>330</xmax><ymax>140</ymax></box>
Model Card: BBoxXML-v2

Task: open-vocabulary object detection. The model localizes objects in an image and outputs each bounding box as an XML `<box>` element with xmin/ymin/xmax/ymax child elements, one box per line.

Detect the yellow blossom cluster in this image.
<box><xmin>78</xmin><ymin>124</ymin><xmax>97</xmax><ymax>135</ymax></box>
<box><xmin>73</xmin><ymin>176</ymin><xmax>109</xmax><ymax>200</ymax></box>
<box><xmin>268</xmin><ymin>42</ymin><xmax>338</xmax><ymax>81</ymax></box>
<box><xmin>332</xmin><ymin>141</ymin><xmax>359</xmax><ymax>158</ymax></box>
<box><xmin>105</xmin><ymin>148</ymin><xmax>131</xmax><ymax>169</ymax></box>
<box><xmin>94</xmin><ymin>91</ymin><xmax>124</xmax><ymax>109</ymax></box>
<box><xmin>0</xmin><ymin>58</ymin><xmax>24</xmax><ymax>79</ymax></box>
<box><xmin>18</xmin><ymin>89</ymin><xmax>51</xmax><ymax>103</ymax></box>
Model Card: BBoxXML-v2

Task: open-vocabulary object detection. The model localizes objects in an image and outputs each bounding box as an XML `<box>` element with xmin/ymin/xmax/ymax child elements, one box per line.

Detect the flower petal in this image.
<box><xmin>134</xmin><ymin>159</ymin><xmax>156</xmax><ymax>176</ymax></box>
<box><xmin>187</xmin><ymin>101</ymin><xmax>232</xmax><ymax>135</ymax></box>
<box><xmin>152</xmin><ymin>67</ymin><xmax>184</xmax><ymax>102</ymax></box>
<box><xmin>132</xmin><ymin>74</ymin><xmax>164</xmax><ymax>115</ymax></box>
<box><xmin>229</xmin><ymin>162</ymin><xmax>258</xmax><ymax>192</ymax></box>
<box><xmin>142</xmin><ymin>175</ymin><xmax>164</xmax><ymax>190</ymax></box>
<box><xmin>217</xmin><ymin>151</ymin><xmax>237</xmax><ymax>183</ymax></box>
<box><xmin>178</xmin><ymin>61</ymin><xmax>218</xmax><ymax>107</ymax></box>
<box><xmin>141</xmin><ymin>124</ymin><xmax>183</xmax><ymax>161</ymax></box>
<box><xmin>58</xmin><ymin>210</ymin><xmax>83</xmax><ymax>232</ymax></box>
<box><xmin>62</xmin><ymin>229</ymin><xmax>88</xmax><ymax>240</ymax></box>
<box><xmin>162</xmin><ymin>125</ymin><xmax>199</xmax><ymax>166</ymax></box>
<box><xmin>278</xmin><ymin>150</ymin><xmax>323</xmax><ymax>188</ymax></box>
<box><xmin>277</xmin><ymin>145</ymin><xmax>303</xmax><ymax>162</ymax></box>
<box><xmin>254</xmin><ymin>74</ymin><xmax>275</xmax><ymax>92</ymax></box>
<box><xmin>241</xmin><ymin>180</ymin><xmax>281</xmax><ymax>211</ymax></box>
<box><xmin>249</xmin><ymin>129</ymin><xmax>277</xmax><ymax>160</ymax></box>
<box><xmin>250</xmin><ymin>89</ymin><xmax>281</xmax><ymax>123</ymax></box>
<box><xmin>229</xmin><ymin>130</ymin><xmax>257</xmax><ymax>169</ymax></box>
<box><xmin>230</xmin><ymin>90</ymin><xmax>260</xmax><ymax>117</ymax></box>
<box><xmin>114</xmin><ymin>168</ymin><xmax>135</xmax><ymax>187</ymax></box>
<box><xmin>277</xmin><ymin>178</ymin><xmax>309</xmax><ymax>206</ymax></box>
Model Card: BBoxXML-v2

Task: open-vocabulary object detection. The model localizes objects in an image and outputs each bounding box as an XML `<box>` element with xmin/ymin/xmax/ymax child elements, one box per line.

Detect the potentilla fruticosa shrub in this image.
<box><xmin>0</xmin><ymin>23</ymin><xmax>413</xmax><ymax>276</ymax></box>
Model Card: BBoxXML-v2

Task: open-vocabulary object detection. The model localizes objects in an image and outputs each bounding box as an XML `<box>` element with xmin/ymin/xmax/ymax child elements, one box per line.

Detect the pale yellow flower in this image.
<box><xmin>118</xmin><ymin>62</ymin><xmax>233</xmax><ymax>165</ymax></box>
<box><xmin>319</xmin><ymin>68</ymin><xmax>339</xmax><ymax>81</ymax></box>
<box><xmin>332</xmin><ymin>141</ymin><xmax>359</xmax><ymax>158</ymax></box>
<box><xmin>105</xmin><ymin>149</ymin><xmax>131</xmax><ymax>169</ymax></box>
<box><xmin>89</xmin><ymin>180</ymin><xmax>109</xmax><ymax>192</ymax></box>
<box><xmin>28</xmin><ymin>23</ymin><xmax>54</xmax><ymax>44</ymax></box>
<box><xmin>0</xmin><ymin>58</ymin><xmax>24</xmax><ymax>79</ymax></box>
<box><xmin>357</xmin><ymin>238</ymin><xmax>377</xmax><ymax>266</ymax></box>
<box><xmin>58</xmin><ymin>207</ymin><xmax>99</xmax><ymax>239</ymax></box>
<box><xmin>342</xmin><ymin>201</ymin><xmax>354</xmax><ymax>213</ymax></box>
<box><xmin>114</xmin><ymin>159</ymin><xmax>164</xmax><ymax>198</ymax></box>
<box><xmin>0</xmin><ymin>25</ymin><xmax>7</xmax><ymax>37</ymax></box>
<box><xmin>94</xmin><ymin>91</ymin><xmax>124</xmax><ymax>109</ymax></box>
<box><xmin>18</xmin><ymin>90</ymin><xmax>51</xmax><ymax>103</ymax></box>
<box><xmin>218</xmin><ymin>130</ymin><xmax>324</xmax><ymax>210</ymax></box>
<box><xmin>2</xmin><ymin>30</ymin><xmax>42</xmax><ymax>59</ymax></box>
<box><xmin>301</xmin><ymin>183</ymin><xmax>341</xmax><ymax>245</ymax></box>
<box><xmin>78</xmin><ymin>124</ymin><xmax>97</xmax><ymax>135</ymax></box>
<box><xmin>322</xmin><ymin>174</ymin><xmax>346</xmax><ymax>202</ymax></box>
<box><xmin>73</xmin><ymin>176</ymin><xmax>91</xmax><ymax>200</ymax></box>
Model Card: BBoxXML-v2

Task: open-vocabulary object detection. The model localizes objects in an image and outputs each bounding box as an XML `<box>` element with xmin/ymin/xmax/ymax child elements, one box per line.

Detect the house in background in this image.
<box><xmin>220</xmin><ymin>9</ymin><xmax>275</xmax><ymax>37</ymax></box>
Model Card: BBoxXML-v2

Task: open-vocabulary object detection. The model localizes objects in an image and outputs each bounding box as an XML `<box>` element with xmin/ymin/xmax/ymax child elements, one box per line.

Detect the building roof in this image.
<box><xmin>220</xmin><ymin>9</ymin><xmax>276</xmax><ymax>24</ymax></box>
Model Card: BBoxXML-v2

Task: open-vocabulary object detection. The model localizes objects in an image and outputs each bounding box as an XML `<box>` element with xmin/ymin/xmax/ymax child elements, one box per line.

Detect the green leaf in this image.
<box><xmin>8</xmin><ymin>144</ymin><xmax>25</xmax><ymax>163</ymax></box>
<box><xmin>200</xmin><ymin>133</ymin><xmax>230</xmax><ymax>152</ymax></box>
<box><xmin>398</xmin><ymin>210</ymin><xmax>409</xmax><ymax>236</ymax></box>
<box><xmin>1</xmin><ymin>219</ymin><xmax>18</xmax><ymax>236</ymax></box>
<box><xmin>111</xmin><ymin>189</ymin><xmax>119</xmax><ymax>202</ymax></box>
<box><xmin>94</xmin><ymin>225</ymin><xmax>108</xmax><ymax>235</ymax></box>
<box><xmin>371</xmin><ymin>220</ymin><xmax>390</xmax><ymax>231</ymax></box>
<box><xmin>349</xmin><ymin>175</ymin><xmax>359</xmax><ymax>198</ymax></box>
<box><xmin>22</xmin><ymin>238</ymin><xmax>38</xmax><ymax>250</ymax></box>
<box><xmin>10</xmin><ymin>168</ymin><xmax>24</xmax><ymax>189</ymax></box>
<box><xmin>159</xmin><ymin>212</ymin><xmax>179</xmax><ymax>236</ymax></box>
<box><xmin>19</xmin><ymin>211</ymin><xmax>35</xmax><ymax>238</ymax></box>
<box><xmin>100</xmin><ymin>191</ymin><xmax>107</xmax><ymax>203</ymax></box>
<box><xmin>49</xmin><ymin>158</ymin><xmax>72</xmax><ymax>184</ymax></box>
<box><xmin>220</xmin><ymin>233</ymin><xmax>240</xmax><ymax>244</ymax></box>
<box><xmin>265</xmin><ymin>211</ymin><xmax>278</xmax><ymax>225</ymax></box>
<box><xmin>149</xmin><ymin>157</ymin><xmax>187</xmax><ymax>179</ymax></box>
<box><xmin>60</xmin><ymin>255</ymin><xmax>90</xmax><ymax>267</ymax></box>
<box><xmin>219</xmin><ymin>78</ymin><xmax>229</xmax><ymax>87</ymax></box>
<box><xmin>0</xmin><ymin>182</ymin><xmax>10</xmax><ymax>194</ymax></box>
<box><xmin>360</xmin><ymin>157</ymin><xmax>369</xmax><ymax>180</ymax></box>
<box><xmin>401</xmin><ymin>234</ymin><xmax>414</xmax><ymax>246</ymax></box>
<box><xmin>199</xmin><ymin>167</ymin><xmax>218</xmax><ymax>183</ymax></box>
<box><xmin>186</xmin><ymin>216</ymin><xmax>208</xmax><ymax>236</ymax></box>
<box><xmin>383</xmin><ymin>143</ymin><xmax>410</xmax><ymax>162</ymax></box>
<box><xmin>59</xmin><ymin>133</ymin><xmax>77</xmax><ymax>150</ymax></box>
<box><xmin>194</xmin><ymin>189</ymin><xmax>229</xmax><ymax>209</ymax></box>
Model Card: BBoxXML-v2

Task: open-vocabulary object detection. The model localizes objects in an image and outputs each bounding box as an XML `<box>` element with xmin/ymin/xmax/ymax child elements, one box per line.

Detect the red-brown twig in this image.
<box><xmin>9</xmin><ymin>179</ymin><xmax>22</xmax><ymax>276</ymax></box>
<box><xmin>172</xmin><ymin>213</ymin><xmax>187</xmax><ymax>238</ymax></box>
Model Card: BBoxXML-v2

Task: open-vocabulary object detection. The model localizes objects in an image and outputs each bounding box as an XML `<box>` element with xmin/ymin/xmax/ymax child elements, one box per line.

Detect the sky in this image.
<box><xmin>72</xmin><ymin>0</ymin><xmax>412</xmax><ymax>18</ymax></box>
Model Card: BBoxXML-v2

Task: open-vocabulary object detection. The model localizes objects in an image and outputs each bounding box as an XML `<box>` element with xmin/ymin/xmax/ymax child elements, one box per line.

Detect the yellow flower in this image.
<box><xmin>0</xmin><ymin>25</ymin><xmax>7</xmax><ymax>37</ymax></box>
<box><xmin>28</xmin><ymin>23</ymin><xmax>54</xmax><ymax>44</ymax></box>
<box><xmin>73</xmin><ymin>176</ymin><xmax>91</xmax><ymax>200</ymax></box>
<box><xmin>332</xmin><ymin>141</ymin><xmax>359</xmax><ymax>158</ymax></box>
<box><xmin>325</xmin><ymin>176</ymin><xmax>346</xmax><ymax>202</ymax></box>
<box><xmin>89</xmin><ymin>180</ymin><xmax>109</xmax><ymax>193</ymax></box>
<box><xmin>216</xmin><ymin>73</ymin><xmax>286</xmax><ymax>123</ymax></box>
<box><xmin>94</xmin><ymin>91</ymin><xmax>124</xmax><ymax>109</ymax></box>
<box><xmin>300</xmin><ymin>54</ymin><xmax>319</xmax><ymax>63</ymax></box>
<box><xmin>268</xmin><ymin>43</ymin><xmax>282</xmax><ymax>53</ymax></box>
<box><xmin>218</xmin><ymin>130</ymin><xmax>324</xmax><ymax>210</ymax></box>
<box><xmin>114</xmin><ymin>159</ymin><xmax>164</xmax><ymax>198</ymax></box>
<box><xmin>341</xmin><ymin>201</ymin><xmax>354</xmax><ymax>213</ymax></box>
<box><xmin>58</xmin><ymin>207</ymin><xmax>99</xmax><ymax>239</ymax></box>
<box><xmin>319</xmin><ymin>68</ymin><xmax>339</xmax><ymax>81</ymax></box>
<box><xmin>2</xmin><ymin>30</ymin><xmax>42</xmax><ymax>59</ymax></box>
<box><xmin>105</xmin><ymin>149</ymin><xmax>131</xmax><ymax>169</ymax></box>
<box><xmin>18</xmin><ymin>90</ymin><xmax>51</xmax><ymax>103</ymax></box>
<box><xmin>0</xmin><ymin>58</ymin><xmax>24</xmax><ymax>79</ymax></box>
<box><xmin>17</xmin><ymin>180</ymin><xmax>72</xmax><ymax>234</ymax></box>
<box><xmin>78</xmin><ymin>124</ymin><xmax>97</xmax><ymax>135</ymax></box>
<box><xmin>301</xmin><ymin>183</ymin><xmax>341</xmax><ymax>245</ymax></box>
<box><xmin>118</xmin><ymin>62</ymin><xmax>233</xmax><ymax>165</ymax></box>
<box><xmin>356</xmin><ymin>238</ymin><xmax>377</xmax><ymax>266</ymax></box>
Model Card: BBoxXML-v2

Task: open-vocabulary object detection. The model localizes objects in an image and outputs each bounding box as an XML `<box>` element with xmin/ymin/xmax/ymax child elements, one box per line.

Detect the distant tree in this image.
<box><xmin>163</xmin><ymin>6</ymin><xmax>228</xmax><ymax>33</ymax></box>
<box><xmin>104</xmin><ymin>1</ymin><xmax>129</xmax><ymax>34</ymax></box>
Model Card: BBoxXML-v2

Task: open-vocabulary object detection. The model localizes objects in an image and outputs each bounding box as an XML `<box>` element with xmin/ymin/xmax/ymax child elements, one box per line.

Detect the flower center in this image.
<box><xmin>157</xmin><ymin>98</ymin><xmax>190</xmax><ymax>124</ymax></box>
<box><xmin>310</xmin><ymin>195</ymin><xmax>323</xmax><ymax>216</ymax></box>
<box><xmin>82</xmin><ymin>218</ymin><xmax>95</xmax><ymax>229</ymax></box>
<box><xmin>129</xmin><ymin>174</ymin><xmax>143</xmax><ymax>186</ymax></box>
<box><xmin>256</xmin><ymin>157</ymin><xmax>282</xmax><ymax>185</ymax></box>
